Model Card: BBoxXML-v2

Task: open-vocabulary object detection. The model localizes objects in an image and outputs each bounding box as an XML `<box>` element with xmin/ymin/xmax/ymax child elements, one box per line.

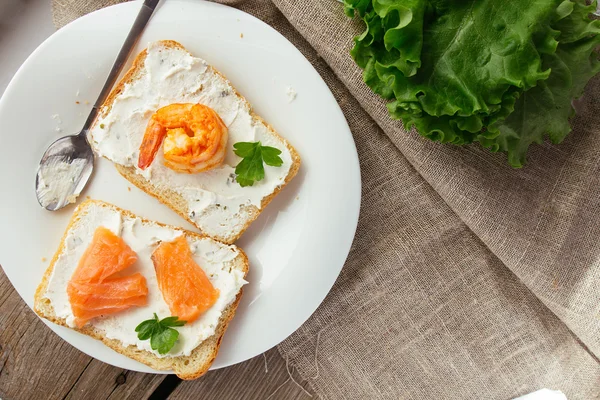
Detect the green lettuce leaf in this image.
<box><xmin>344</xmin><ymin>0</ymin><xmax>600</xmax><ymax>167</ymax></box>
<box><xmin>480</xmin><ymin>0</ymin><xmax>600</xmax><ymax>167</ymax></box>
<box><xmin>350</xmin><ymin>0</ymin><xmax>559</xmax><ymax>122</ymax></box>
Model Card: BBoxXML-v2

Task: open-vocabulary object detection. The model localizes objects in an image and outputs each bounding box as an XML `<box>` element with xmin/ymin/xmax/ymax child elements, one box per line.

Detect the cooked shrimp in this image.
<box><xmin>138</xmin><ymin>103</ymin><xmax>228</xmax><ymax>173</ymax></box>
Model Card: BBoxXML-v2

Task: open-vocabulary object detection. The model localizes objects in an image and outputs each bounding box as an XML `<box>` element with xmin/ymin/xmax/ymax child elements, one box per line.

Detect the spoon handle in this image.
<box><xmin>80</xmin><ymin>0</ymin><xmax>160</xmax><ymax>134</ymax></box>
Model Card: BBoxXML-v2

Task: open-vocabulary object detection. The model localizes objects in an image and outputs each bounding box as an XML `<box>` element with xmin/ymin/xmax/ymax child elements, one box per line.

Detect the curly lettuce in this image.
<box><xmin>344</xmin><ymin>0</ymin><xmax>600</xmax><ymax>167</ymax></box>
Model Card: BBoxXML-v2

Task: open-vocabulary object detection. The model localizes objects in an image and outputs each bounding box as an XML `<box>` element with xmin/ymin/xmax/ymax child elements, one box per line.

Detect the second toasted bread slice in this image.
<box><xmin>88</xmin><ymin>40</ymin><xmax>300</xmax><ymax>244</ymax></box>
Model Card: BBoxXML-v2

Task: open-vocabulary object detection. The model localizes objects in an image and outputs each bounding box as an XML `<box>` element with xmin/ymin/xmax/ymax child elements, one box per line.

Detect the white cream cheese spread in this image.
<box><xmin>43</xmin><ymin>203</ymin><xmax>247</xmax><ymax>358</ymax></box>
<box><xmin>89</xmin><ymin>42</ymin><xmax>293</xmax><ymax>238</ymax></box>
<box><xmin>37</xmin><ymin>158</ymin><xmax>87</xmax><ymax>208</ymax></box>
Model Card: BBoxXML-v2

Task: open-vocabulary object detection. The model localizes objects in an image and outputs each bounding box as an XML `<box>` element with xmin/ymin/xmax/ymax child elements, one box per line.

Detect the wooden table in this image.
<box><xmin>0</xmin><ymin>269</ymin><xmax>313</xmax><ymax>399</ymax></box>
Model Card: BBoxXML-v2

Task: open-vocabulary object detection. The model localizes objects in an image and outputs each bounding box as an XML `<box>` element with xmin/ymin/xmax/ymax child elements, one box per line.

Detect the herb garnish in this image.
<box><xmin>135</xmin><ymin>313</ymin><xmax>186</xmax><ymax>355</ymax></box>
<box><xmin>233</xmin><ymin>141</ymin><xmax>283</xmax><ymax>187</ymax></box>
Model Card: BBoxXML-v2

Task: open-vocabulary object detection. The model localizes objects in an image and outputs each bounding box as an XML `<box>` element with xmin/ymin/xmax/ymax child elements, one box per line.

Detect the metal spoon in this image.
<box><xmin>35</xmin><ymin>0</ymin><xmax>160</xmax><ymax>211</ymax></box>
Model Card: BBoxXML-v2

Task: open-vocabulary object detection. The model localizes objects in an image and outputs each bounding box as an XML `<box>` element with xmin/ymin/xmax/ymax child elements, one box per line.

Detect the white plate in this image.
<box><xmin>0</xmin><ymin>0</ymin><xmax>360</xmax><ymax>372</ymax></box>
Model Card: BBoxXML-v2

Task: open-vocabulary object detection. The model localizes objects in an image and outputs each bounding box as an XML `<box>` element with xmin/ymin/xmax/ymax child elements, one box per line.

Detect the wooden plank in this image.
<box><xmin>0</xmin><ymin>268</ymin><xmax>91</xmax><ymax>399</ymax></box>
<box><xmin>169</xmin><ymin>347</ymin><xmax>314</xmax><ymax>400</ymax></box>
<box><xmin>107</xmin><ymin>370</ymin><xmax>167</xmax><ymax>400</ymax></box>
<box><xmin>63</xmin><ymin>360</ymin><xmax>165</xmax><ymax>400</ymax></box>
<box><xmin>0</xmin><ymin>268</ymin><xmax>165</xmax><ymax>400</ymax></box>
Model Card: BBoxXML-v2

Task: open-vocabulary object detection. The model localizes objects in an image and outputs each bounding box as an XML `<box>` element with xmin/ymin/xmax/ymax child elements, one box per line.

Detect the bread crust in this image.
<box><xmin>34</xmin><ymin>199</ymin><xmax>249</xmax><ymax>380</ymax></box>
<box><xmin>91</xmin><ymin>40</ymin><xmax>301</xmax><ymax>244</ymax></box>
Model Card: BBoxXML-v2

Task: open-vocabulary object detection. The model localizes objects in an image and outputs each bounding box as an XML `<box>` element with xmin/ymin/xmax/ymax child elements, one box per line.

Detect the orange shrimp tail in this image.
<box><xmin>138</xmin><ymin>103</ymin><xmax>228</xmax><ymax>173</ymax></box>
<box><xmin>138</xmin><ymin>118</ymin><xmax>167</xmax><ymax>170</ymax></box>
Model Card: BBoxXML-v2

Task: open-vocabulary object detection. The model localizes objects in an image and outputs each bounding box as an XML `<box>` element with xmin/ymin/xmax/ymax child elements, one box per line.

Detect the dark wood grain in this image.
<box><xmin>169</xmin><ymin>347</ymin><xmax>314</xmax><ymax>400</ymax></box>
<box><xmin>0</xmin><ymin>268</ymin><xmax>92</xmax><ymax>399</ymax></box>
<box><xmin>107</xmin><ymin>370</ymin><xmax>167</xmax><ymax>400</ymax></box>
<box><xmin>63</xmin><ymin>361</ymin><xmax>164</xmax><ymax>400</ymax></box>
<box><xmin>0</xmin><ymin>268</ymin><xmax>165</xmax><ymax>400</ymax></box>
<box><xmin>0</xmin><ymin>268</ymin><xmax>313</xmax><ymax>400</ymax></box>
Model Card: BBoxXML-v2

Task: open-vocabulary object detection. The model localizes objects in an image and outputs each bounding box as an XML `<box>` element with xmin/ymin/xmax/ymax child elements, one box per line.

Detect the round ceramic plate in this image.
<box><xmin>0</xmin><ymin>0</ymin><xmax>360</xmax><ymax>372</ymax></box>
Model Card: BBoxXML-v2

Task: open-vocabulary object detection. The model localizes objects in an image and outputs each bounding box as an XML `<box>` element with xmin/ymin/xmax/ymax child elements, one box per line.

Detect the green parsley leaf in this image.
<box><xmin>232</xmin><ymin>142</ymin><xmax>258</xmax><ymax>158</ymax></box>
<box><xmin>261</xmin><ymin>146</ymin><xmax>283</xmax><ymax>167</ymax></box>
<box><xmin>160</xmin><ymin>316</ymin><xmax>187</xmax><ymax>327</ymax></box>
<box><xmin>151</xmin><ymin>325</ymin><xmax>179</xmax><ymax>355</ymax></box>
<box><xmin>233</xmin><ymin>141</ymin><xmax>284</xmax><ymax>187</ymax></box>
<box><xmin>135</xmin><ymin>320</ymin><xmax>156</xmax><ymax>340</ymax></box>
<box><xmin>135</xmin><ymin>314</ymin><xmax>187</xmax><ymax>355</ymax></box>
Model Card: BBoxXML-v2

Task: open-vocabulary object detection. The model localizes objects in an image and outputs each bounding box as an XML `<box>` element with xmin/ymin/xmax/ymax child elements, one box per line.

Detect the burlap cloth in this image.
<box><xmin>52</xmin><ymin>1</ymin><xmax>600</xmax><ymax>399</ymax></box>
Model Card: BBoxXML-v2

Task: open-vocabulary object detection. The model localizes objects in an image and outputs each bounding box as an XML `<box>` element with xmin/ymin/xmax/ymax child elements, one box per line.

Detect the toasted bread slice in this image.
<box><xmin>89</xmin><ymin>40</ymin><xmax>301</xmax><ymax>244</ymax></box>
<box><xmin>34</xmin><ymin>199</ymin><xmax>248</xmax><ymax>380</ymax></box>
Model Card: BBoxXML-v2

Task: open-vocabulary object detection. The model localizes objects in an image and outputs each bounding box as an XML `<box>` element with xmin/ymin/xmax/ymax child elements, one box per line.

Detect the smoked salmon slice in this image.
<box><xmin>71</xmin><ymin>226</ymin><xmax>138</xmax><ymax>283</ymax></box>
<box><xmin>67</xmin><ymin>227</ymin><xmax>148</xmax><ymax>328</ymax></box>
<box><xmin>151</xmin><ymin>236</ymin><xmax>219</xmax><ymax>323</ymax></box>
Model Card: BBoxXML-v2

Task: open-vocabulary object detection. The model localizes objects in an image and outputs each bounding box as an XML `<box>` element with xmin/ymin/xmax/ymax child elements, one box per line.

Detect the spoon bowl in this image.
<box><xmin>35</xmin><ymin>132</ymin><xmax>95</xmax><ymax>211</ymax></box>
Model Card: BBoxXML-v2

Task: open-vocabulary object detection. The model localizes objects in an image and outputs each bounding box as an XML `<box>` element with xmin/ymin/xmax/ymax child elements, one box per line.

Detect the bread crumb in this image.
<box><xmin>41</xmin><ymin>257</ymin><xmax>47</xmax><ymax>262</ymax></box>
<box><xmin>75</xmin><ymin>89</ymin><xmax>80</xmax><ymax>97</ymax></box>
<box><xmin>240</xmin><ymin>33</ymin><xmax>244</xmax><ymax>38</ymax></box>
<box><xmin>75</xmin><ymin>101</ymin><xmax>80</xmax><ymax>104</ymax></box>
<box><xmin>49</xmin><ymin>113</ymin><xmax>63</xmax><ymax>132</ymax></box>
<box><xmin>84</xmin><ymin>100</ymin><xmax>90</xmax><ymax>105</ymax></box>
<box><xmin>286</xmin><ymin>86</ymin><xmax>297</xmax><ymax>103</ymax></box>
<box><xmin>128</xmin><ymin>187</ymin><xmax>132</xmax><ymax>192</ymax></box>
<box><xmin>67</xmin><ymin>194</ymin><xmax>78</xmax><ymax>204</ymax></box>
<box><xmin>296</xmin><ymin>196</ymin><xmax>299</xmax><ymax>200</ymax></box>
<box><xmin>86</xmin><ymin>195</ymin><xmax>90</xmax><ymax>199</ymax></box>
